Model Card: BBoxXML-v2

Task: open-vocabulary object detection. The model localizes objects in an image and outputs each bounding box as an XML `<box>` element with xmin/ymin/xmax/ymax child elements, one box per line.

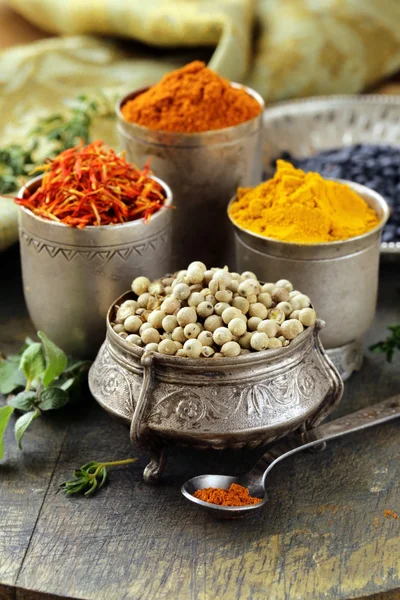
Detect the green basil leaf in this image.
<box><xmin>8</xmin><ymin>391</ymin><xmax>37</xmax><ymax>411</ymax></box>
<box><xmin>0</xmin><ymin>361</ymin><xmax>22</xmax><ymax>394</ymax></box>
<box><xmin>19</xmin><ymin>343</ymin><xmax>45</xmax><ymax>386</ymax></box>
<box><xmin>38</xmin><ymin>331</ymin><xmax>67</xmax><ymax>387</ymax></box>
<box><xmin>38</xmin><ymin>387</ymin><xmax>69</xmax><ymax>411</ymax></box>
<box><xmin>15</xmin><ymin>409</ymin><xmax>40</xmax><ymax>449</ymax></box>
<box><xmin>0</xmin><ymin>405</ymin><xmax>14</xmax><ymax>459</ymax></box>
<box><xmin>58</xmin><ymin>377</ymin><xmax>75</xmax><ymax>392</ymax></box>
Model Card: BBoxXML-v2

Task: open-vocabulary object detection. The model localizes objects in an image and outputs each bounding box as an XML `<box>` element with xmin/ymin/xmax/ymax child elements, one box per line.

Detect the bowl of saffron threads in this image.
<box><xmin>16</xmin><ymin>140</ymin><xmax>173</xmax><ymax>358</ymax></box>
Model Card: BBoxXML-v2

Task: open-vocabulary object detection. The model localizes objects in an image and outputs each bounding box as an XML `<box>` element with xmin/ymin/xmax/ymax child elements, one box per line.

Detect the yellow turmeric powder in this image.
<box><xmin>229</xmin><ymin>160</ymin><xmax>380</xmax><ymax>244</ymax></box>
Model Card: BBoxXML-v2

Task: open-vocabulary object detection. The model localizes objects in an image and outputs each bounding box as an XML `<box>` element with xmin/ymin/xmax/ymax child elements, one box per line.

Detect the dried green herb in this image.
<box><xmin>369</xmin><ymin>324</ymin><xmax>400</xmax><ymax>363</ymax></box>
<box><xmin>60</xmin><ymin>459</ymin><xmax>137</xmax><ymax>497</ymax></box>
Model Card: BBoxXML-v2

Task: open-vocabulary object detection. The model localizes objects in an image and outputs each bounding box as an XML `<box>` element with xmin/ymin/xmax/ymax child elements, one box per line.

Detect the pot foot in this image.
<box><xmin>143</xmin><ymin>448</ymin><xmax>167</xmax><ymax>484</ymax></box>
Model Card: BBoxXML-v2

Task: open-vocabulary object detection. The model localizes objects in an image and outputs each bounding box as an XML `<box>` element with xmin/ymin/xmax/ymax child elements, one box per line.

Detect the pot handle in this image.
<box><xmin>130</xmin><ymin>351</ymin><xmax>154</xmax><ymax>446</ymax></box>
<box><xmin>303</xmin><ymin>319</ymin><xmax>344</xmax><ymax>429</ymax></box>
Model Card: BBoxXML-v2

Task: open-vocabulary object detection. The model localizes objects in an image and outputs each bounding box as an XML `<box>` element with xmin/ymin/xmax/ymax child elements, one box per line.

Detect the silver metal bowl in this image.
<box><xmin>262</xmin><ymin>94</ymin><xmax>400</xmax><ymax>255</ymax></box>
<box><xmin>116</xmin><ymin>83</ymin><xmax>264</xmax><ymax>270</ymax></box>
<box><xmin>228</xmin><ymin>179</ymin><xmax>390</xmax><ymax>381</ymax></box>
<box><xmin>17</xmin><ymin>175</ymin><xmax>173</xmax><ymax>358</ymax></box>
<box><xmin>89</xmin><ymin>291</ymin><xmax>343</xmax><ymax>483</ymax></box>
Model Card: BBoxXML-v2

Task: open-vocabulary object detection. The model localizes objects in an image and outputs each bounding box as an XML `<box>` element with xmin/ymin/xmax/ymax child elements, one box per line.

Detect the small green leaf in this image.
<box><xmin>38</xmin><ymin>387</ymin><xmax>69</xmax><ymax>411</ymax></box>
<box><xmin>58</xmin><ymin>377</ymin><xmax>75</xmax><ymax>392</ymax></box>
<box><xmin>0</xmin><ymin>405</ymin><xmax>14</xmax><ymax>460</ymax></box>
<box><xmin>8</xmin><ymin>391</ymin><xmax>37</xmax><ymax>411</ymax></box>
<box><xmin>15</xmin><ymin>409</ymin><xmax>40</xmax><ymax>449</ymax></box>
<box><xmin>0</xmin><ymin>361</ymin><xmax>22</xmax><ymax>394</ymax></box>
<box><xmin>38</xmin><ymin>331</ymin><xmax>67</xmax><ymax>387</ymax></box>
<box><xmin>19</xmin><ymin>343</ymin><xmax>45</xmax><ymax>387</ymax></box>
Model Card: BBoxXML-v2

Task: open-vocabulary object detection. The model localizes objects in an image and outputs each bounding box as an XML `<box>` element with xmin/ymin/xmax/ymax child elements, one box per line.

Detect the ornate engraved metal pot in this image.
<box><xmin>89</xmin><ymin>292</ymin><xmax>343</xmax><ymax>483</ymax></box>
<box><xmin>17</xmin><ymin>175</ymin><xmax>173</xmax><ymax>359</ymax></box>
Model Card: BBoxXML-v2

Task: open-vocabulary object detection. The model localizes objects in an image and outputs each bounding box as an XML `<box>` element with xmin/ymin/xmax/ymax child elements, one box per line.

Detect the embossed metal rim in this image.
<box><xmin>17</xmin><ymin>174</ymin><xmax>173</xmax><ymax>229</ymax></box>
<box><xmin>108</xmin><ymin>290</ymin><xmax>317</xmax><ymax>368</ymax></box>
<box><xmin>262</xmin><ymin>94</ymin><xmax>400</xmax><ymax>254</ymax></box>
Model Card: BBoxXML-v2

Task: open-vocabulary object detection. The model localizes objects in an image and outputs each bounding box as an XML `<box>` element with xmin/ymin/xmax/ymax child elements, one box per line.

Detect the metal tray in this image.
<box><xmin>262</xmin><ymin>94</ymin><xmax>400</xmax><ymax>255</ymax></box>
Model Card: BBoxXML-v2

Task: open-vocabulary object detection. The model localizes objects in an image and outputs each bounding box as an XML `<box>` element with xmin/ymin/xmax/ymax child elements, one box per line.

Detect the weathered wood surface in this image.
<box><xmin>1</xmin><ymin>246</ymin><xmax>399</xmax><ymax>600</ymax></box>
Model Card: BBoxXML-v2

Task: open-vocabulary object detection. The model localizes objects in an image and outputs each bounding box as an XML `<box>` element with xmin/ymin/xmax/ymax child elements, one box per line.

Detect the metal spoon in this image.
<box><xmin>181</xmin><ymin>395</ymin><xmax>400</xmax><ymax>518</ymax></box>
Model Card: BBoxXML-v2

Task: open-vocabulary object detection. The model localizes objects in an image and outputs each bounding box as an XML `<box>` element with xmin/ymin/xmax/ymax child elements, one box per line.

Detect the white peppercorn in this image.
<box><xmin>280</xmin><ymin>319</ymin><xmax>304</xmax><ymax>340</ymax></box>
<box><xmin>126</xmin><ymin>334</ymin><xmax>142</xmax><ymax>346</ymax></box>
<box><xmin>176</xmin><ymin>349</ymin><xmax>186</xmax><ymax>357</ymax></box>
<box><xmin>228</xmin><ymin>317</ymin><xmax>247</xmax><ymax>337</ymax></box>
<box><xmin>290</xmin><ymin>294</ymin><xmax>311</xmax><ymax>310</ymax></box>
<box><xmin>289</xmin><ymin>310</ymin><xmax>301</xmax><ymax>320</ymax></box>
<box><xmin>186</xmin><ymin>265</ymin><xmax>205</xmax><ymax>284</ymax></box>
<box><xmin>132</xmin><ymin>276</ymin><xmax>151</xmax><ymax>295</ymax></box>
<box><xmin>232</xmin><ymin>296</ymin><xmax>249</xmax><ymax>314</ymax></box>
<box><xmin>141</xmin><ymin>328</ymin><xmax>161</xmax><ymax>345</ymax></box>
<box><xmin>187</xmin><ymin>292</ymin><xmax>204</xmax><ymax>307</ymax></box>
<box><xmin>241</xmin><ymin>271</ymin><xmax>257</xmax><ymax>280</ymax></box>
<box><xmin>173</xmin><ymin>283</ymin><xmax>191</xmax><ymax>300</ymax></box>
<box><xmin>162</xmin><ymin>315</ymin><xmax>178</xmax><ymax>333</ymax></box>
<box><xmin>161</xmin><ymin>296</ymin><xmax>181</xmax><ymax>315</ymax></box>
<box><xmin>177</xmin><ymin>307</ymin><xmax>197</xmax><ymax>327</ymax></box>
<box><xmin>238</xmin><ymin>331</ymin><xmax>253</xmax><ymax>349</ymax></box>
<box><xmin>148</xmin><ymin>281</ymin><xmax>164</xmax><ymax>295</ymax></box>
<box><xmin>276</xmin><ymin>301</ymin><xmax>293</xmax><ymax>316</ymax></box>
<box><xmin>113</xmin><ymin>323</ymin><xmax>125</xmax><ymax>334</ymax></box>
<box><xmin>215</xmin><ymin>302</ymin><xmax>230</xmax><ymax>316</ymax></box>
<box><xmin>268</xmin><ymin>338</ymin><xmax>283</xmax><ymax>349</ymax></box>
<box><xmin>201</xmin><ymin>346</ymin><xmax>215</xmax><ymax>358</ymax></box>
<box><xmin>203</xmin><ymin>270</ymin><xmax>214</xmax><ymax>285</ymax></box>
<box><xmin>183</xmin><ymin>339</ymin><xmax>202</xmax><ymax>358</ymax></box>
<box><xmin>184</xmin><ymin>323</ymin><xmax>201</xmax><ymax>338</ymax></box>
<box><xmin>145</xmin><ymin>342</ymin><xmax>159</xmax><ymax>352</ymax></box>
<box><xmin>172</xmin><ymin>326</ymin><xmax>186</xmax><ymax>344</ymax></box>
<box><xmin>248</xmin><ymin>302</ymin><xmax>268</xmax><ymax>320</ymax></box>
<box><xmin>119</xmin><ymin>331</ymin><xmax>128</xmax><ymax>339</ymax></box>
<box><xmin>213</xmin><ymin>327</ymin><xmax>232</xmax><ymax>346</ymax></box>
<box><xmin>124</xmin><ymin>315</ymin><xmax>142</xmax><ymax>333</ymax></box>
<box><xmin>198</xmin><ymin>330</ymin><xmax>214</xmax><ymax>346</ymax></box>
<box><xmin>268</xmin><ymin>308</ymin><xmax>286</xmax><ymax>325</ymax></box>
<box><xmin>261</xmin><ymin>283</ymin><xmax>275</xmax><ymax>294</ymax></box>
<box><xmin>158</xmin><ymin>339</ymin><xmax>177</xmax><ymax>355</ymax></box>
<box><xmin>197</xmin><ymin>301</ymin><xmax>214</xmax><ymax>318</ymax></box>
<box><xmin>204</xmin><ymin>294</ymin><xmax>217</xmax><ymax>307</ymax></box>
<box><xmin>257</xmin><ymin>293</ymin><xmax>273</xmax><ymax>309</ymax></box>
<box><xmin>213</xmin><ymin>269</ymin><xmax>231</xmax><ymax>288</ymax></box>
<box><xmin>139</xmin><ymin>322</ymin><xmax>153</xmax><ymax>334</ymax></box>
<box><xmin>215</xmin><ymin>289</ymin><xmax>233</xmax><ymax>303</ymax></box>
<box><xmin>221</xmin><ymin>306</ymin><xmax>242</xmax><ymax>324</ymax></box>
<box><xmin>204</xmin><ymin>315</ymin><xmax>223</xmax><ymax>333</ymax></box>
<box><xmin>250</xmin><ymin>332</ymin><xmax>269</xmax><ymax>351</ymax></box>
<box><xmin>147</xmin><ymin>296</ymin><xmax>161</xmax><ymax>311</ymax></box>
<box><xmin>188</xmin><ymin>261</ymin><xmax>206</xmax><ymax>273</ymax></box>
<box><xmin>116</xmin><ymin>300</ymin><xmax>138</xmax><ymax>321</ymax></box>
<box><xmin>221</xmin><ymin>341</ymin><xmax>241</xmax><ymax>357</ymax></box>
<box><xmin>174</xmin><ymin>341</ymin><xmax>183</xmax><ymax>351</ymax></box>
<box><xmin>257</xmin><ymin>320</ymin><xmax>279</xmax><ymax>337</ymax></box>
<box><xmin>147</xmin><ymin>310</ymin><xmax>166</xmax><ymax>329</ymax></box>
<box><xmin>238</xmin><ymin>279</ymin><xmax>260</xmax><ymax>297</ymax></box>
<box><xmin>240</xmin><ymin>349</ymin><xmax>251</xmax><ymax>355</ymax></box>
<box><xmin>271</xmin><ymin>287</ymin><xmax>290</xmax><ymax>303</ymax></box>
<box><xmin>228</xmin><ymin>279</ymin><xmax>239</xmax><ymax>293</ymax></box>
<box><xmin>137</xmin><ymin>292</ymin><xmax>151</xmax><ymax>308</ymax></box>
<box><xmin>247</xmin><ymin>316</ymin><xmax>262</xmax><ymax>331</ymax></box>
<box><xmin>299</xmin><ymin>308</ymin><xmax>317</xmax><ymax>327</ymax></box>
<box><xmin>275</xmin><ymin>279</ymin><xmax>293</xmax><ymax>292</ymax></box>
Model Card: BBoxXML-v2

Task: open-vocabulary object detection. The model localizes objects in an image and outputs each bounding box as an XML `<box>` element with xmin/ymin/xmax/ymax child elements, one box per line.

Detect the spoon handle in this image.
<box><xmin>255</xmin><ymin>395</ymin><xmax>400</xmax><ymax>484</ymax></box>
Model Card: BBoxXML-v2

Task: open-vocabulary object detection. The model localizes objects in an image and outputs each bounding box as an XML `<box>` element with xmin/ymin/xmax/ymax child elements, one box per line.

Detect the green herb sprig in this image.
<box><xmin>369</xmin><ymin>324</ymin><xmax>400</xmax><ymax>363</ymax></box>
<box><xmin>60</xmin><ymin>458</ymin><xmax>137</xmax><ymax>497</ymax></box>
<box><xmin>0</xmin><ymin>93</ymin><xmax>115</xmax><ymax>194</ymax></box>
<box><xmin>0</xmin><ymin>332</ymin><xmax>90</xmax><ymax>459</ymax></box>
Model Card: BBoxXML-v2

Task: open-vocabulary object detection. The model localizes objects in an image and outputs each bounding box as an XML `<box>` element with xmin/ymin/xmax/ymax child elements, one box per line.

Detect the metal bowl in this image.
<box><xmin>228</xmin><ymin>179</ymin><xmax>390</xmax><ymax>381</ymax></box>
<box><xmin>17</xmin><ymin>175</ymin><xmax>173</xmax><ymax>359</ymax></box>
<box><xmin>116</xmin><ymin>83</ymin><xmax>264</xmax><ymax>270</ymax></box>
<box><xmin>262</xmin><ymin>94</ymin><xmax>400</xmax><ymax>255</ymax></box>
<box><xmin>89</xmin><ymin>291</ymin><xmax>343</xmax><ymax>483</ymax></box>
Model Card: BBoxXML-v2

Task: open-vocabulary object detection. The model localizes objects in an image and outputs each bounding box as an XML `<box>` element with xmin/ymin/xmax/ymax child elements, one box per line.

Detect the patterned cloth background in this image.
<box><xmin>8</xmin><ymin>0</ymin><xmax>400</xmax><ymax>101</ymax></box>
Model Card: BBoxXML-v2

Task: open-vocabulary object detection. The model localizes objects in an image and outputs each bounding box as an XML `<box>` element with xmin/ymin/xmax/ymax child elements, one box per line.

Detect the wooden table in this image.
<box><xmin>1</xmin><ymin>245</ymin><xmax>399</xmax><ymax>600</ymax></box>
<box><xmin>0</xmin><ymin>4</ymin><xmax>399</xmax><ymax>599</ymax></box>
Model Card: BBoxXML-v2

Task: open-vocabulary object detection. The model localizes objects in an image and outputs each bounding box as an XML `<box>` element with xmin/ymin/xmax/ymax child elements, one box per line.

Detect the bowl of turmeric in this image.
<box><xmin>228</xmin><ymin>160</ymin><xmax>390</xmax><ymax>381</ymax></box>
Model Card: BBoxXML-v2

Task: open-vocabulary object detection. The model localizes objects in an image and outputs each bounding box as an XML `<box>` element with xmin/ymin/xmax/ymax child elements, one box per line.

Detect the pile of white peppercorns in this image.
<box><xmin>110</xmin><ymin>263</ymin><xmax>317</xmax><ymax>358</ymax></box>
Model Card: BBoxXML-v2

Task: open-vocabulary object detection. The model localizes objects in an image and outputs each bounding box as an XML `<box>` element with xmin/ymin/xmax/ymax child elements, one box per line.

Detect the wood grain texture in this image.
<box><xmin>0</xmin><ymin>245</ymin><xmax>399</xmax><ymax>600</ymax></box>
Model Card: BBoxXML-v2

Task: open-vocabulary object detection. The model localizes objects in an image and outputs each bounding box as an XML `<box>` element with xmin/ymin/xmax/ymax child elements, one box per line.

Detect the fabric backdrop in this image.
<box><xmin>8</xmin><ymin>0</ymin><xmax>400</xmax><ymax>102</ymax></box>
